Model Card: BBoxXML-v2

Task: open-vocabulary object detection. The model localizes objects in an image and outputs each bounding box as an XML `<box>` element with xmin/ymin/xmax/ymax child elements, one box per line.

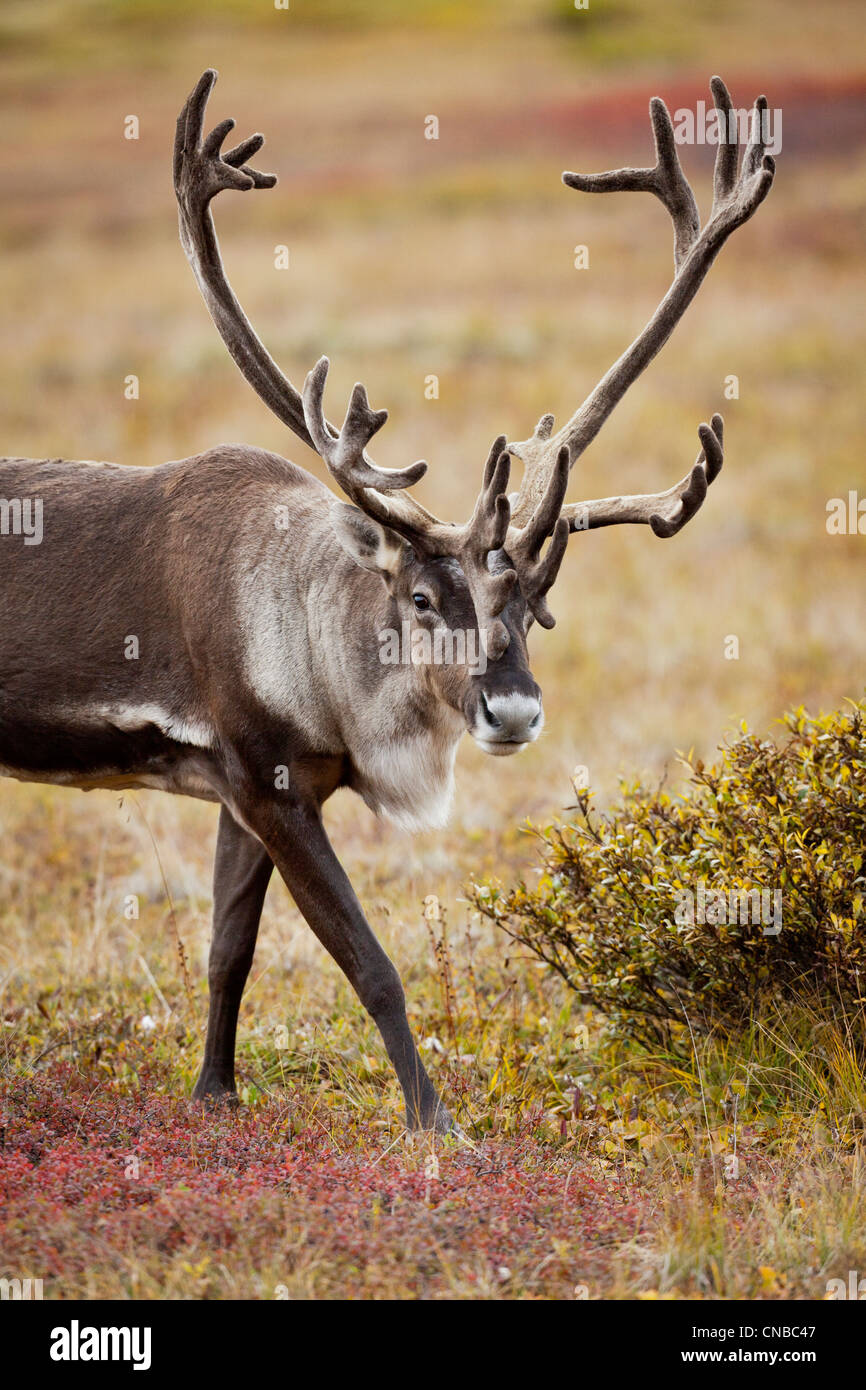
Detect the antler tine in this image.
<box><xmin>649</xmin><ymin>416</ymin><xmax>723</xmax><ymax>537</ymax></box>
<box><xmin>505</xmin><ymin>412</ymin><xmax>563</xmax><ymax>535</ymax></box>
<box><xmin>744</xmin><ymin>94</ymin><xmax>771</xmax><ymax>179</ymax></box>
<box><xmin>453</xmin><ymin>439</ymin><xmax>517</xmax><ymax>658</ymax></box>
<box><xmin>520</xmin><ymin>518</ymin><xmax>570</xmax><ymax>629</ymax></box>
<box><xmin>563</xmin><ymin>95</ymin><xmax>700</xmax><ymax>273</ymax></box>
<box><xmin>506</xmin><ymin>446</ymin><xmax>571</xmax><ymax>629</ymax></box>
<box><xmin>514</xmin><ymin>443</ymin><xmax>569</xmax><ymax>556</ymax></box>
<box><xmin>302</xmin><ymin>356</ymin><xmax>428</xmax><ymax>501</ymax></box>
<box><xmin>710</xmin><ymin>76</ymin><xmax>739</xmax><ymax>213</ymax></box>
<box><xmin>559</xmin><ymin>415</ymin><xmax>724</xmax><ymax>537</ymax></box>
<box><xmin>467</xmin><ymin>439</ymin><xmax>512</xmax><ymax>551</ymax></box>
<box><xmin>302</xmin><ymin>368</ymin><xmax>517</xmax><ymax>657</ymax></box>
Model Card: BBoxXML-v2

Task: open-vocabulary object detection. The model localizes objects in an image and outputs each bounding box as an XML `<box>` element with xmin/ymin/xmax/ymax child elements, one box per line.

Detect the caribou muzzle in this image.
<box><xmin>465</xmin><ymin>676</ymin><xmax>544</xmax><ymax>756</ymax></box>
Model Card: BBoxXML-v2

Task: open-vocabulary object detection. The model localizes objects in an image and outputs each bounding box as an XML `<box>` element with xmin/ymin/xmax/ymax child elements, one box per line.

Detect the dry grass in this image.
<box><xmin>1</xmin><ymin>0</ymin><xmax>865</xmax><ymax>1298</ymax></box>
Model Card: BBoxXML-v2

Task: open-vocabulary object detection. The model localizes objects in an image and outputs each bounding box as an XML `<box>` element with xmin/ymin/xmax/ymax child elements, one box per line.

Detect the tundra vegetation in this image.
<box><xmin>1</xmin><ymin>0</ymin><xmax>865</xmax><ymax>1298</ymax></box>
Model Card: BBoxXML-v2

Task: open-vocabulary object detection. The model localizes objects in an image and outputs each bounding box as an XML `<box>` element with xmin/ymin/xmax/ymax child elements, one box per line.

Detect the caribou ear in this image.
<box><xmin>330</xmin><ymin>503</ymin><xmax>407</xmax><ymax>576</ymax></box>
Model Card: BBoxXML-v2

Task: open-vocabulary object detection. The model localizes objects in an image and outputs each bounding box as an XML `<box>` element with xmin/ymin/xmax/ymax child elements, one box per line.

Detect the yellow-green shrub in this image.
<box><xmin>472</xmin><ymin>700</ymin><xmax>866</xmax><ymax>1049</ymax></box>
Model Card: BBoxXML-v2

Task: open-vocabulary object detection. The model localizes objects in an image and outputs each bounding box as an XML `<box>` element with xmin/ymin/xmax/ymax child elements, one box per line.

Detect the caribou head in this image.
<box><xmin>301</xmin><ymin>358</ymin><xmax>560</xmax><ymax>758</ymax></box>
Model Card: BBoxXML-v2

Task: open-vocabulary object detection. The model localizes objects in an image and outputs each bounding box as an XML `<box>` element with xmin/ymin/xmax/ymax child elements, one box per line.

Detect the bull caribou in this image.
<box><xmin>0</xmin><ymin>72</ymin><xmax>775</xmax><ymax>1131</ymax></box>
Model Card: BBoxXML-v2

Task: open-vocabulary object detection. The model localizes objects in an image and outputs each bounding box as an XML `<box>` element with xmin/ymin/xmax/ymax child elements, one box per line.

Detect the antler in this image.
<box><xmin>302</xmin><ymin>358</ymin><xmax>523</xmax><ymax>656</ymax></box>
<box><xmin>561</xmin><ymin>416</ymin><xmax>724</xmax><ymax>536</ymax></box>
<box><xmin>174</xmin><ymin>69</ymin><xmax>322</xmax><ymax>448</ymax></box>
<box><xmin>300</xmin><ymin>355</ymin><xmax>428</xmax><ymax>500</ymax></box>
<box><xmin>301</xmin><ymin>357</ymin><xmax>574</xmax><ymax>646</ymax></box>
<box><xmin>175</xmin><ymin>71</ymin><xmax>565</xmax><ymax>655</ymax></box>
<box><xmin>179</xmin><ymin>72</ymin><xmax>762</xmax><ymax>645</ymax></box>
<box><xmin>508</xmin><ymin>76</ymin><xmax>776</xmax><ymax>541</ymax></box>
<box><xmin>504</xmin><ymin>448</ymin><xmax>570</xmax><ymax>628</ymax></box>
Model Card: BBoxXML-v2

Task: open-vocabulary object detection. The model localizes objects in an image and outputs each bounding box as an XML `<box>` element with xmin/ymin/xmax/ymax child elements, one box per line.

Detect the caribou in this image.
<box><xmin>0</xmin><ymin>71</ymin><xmax>775</xmax><ymax>1132</ymax></box>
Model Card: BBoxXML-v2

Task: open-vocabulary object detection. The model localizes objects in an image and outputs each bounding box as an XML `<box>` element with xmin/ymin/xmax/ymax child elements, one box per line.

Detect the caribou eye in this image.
<box><xmin>412</xmin><ymin>593</ymin><xmax>431</xmax><ymax>613</ymax></box>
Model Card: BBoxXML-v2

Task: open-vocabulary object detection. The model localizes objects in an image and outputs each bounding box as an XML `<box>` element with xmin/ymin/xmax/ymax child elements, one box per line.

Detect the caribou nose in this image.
<box><xmin>479</xmin><ymin>691</ymin><xmax>544</xmax><ymax>743</ymax></box>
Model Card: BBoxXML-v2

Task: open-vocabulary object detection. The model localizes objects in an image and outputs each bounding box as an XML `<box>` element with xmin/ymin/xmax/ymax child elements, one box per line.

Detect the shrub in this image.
<box><xmin>471</xmin><ymin>699</ymin><xmax>866</xmax><ymax>1050</ymax></box>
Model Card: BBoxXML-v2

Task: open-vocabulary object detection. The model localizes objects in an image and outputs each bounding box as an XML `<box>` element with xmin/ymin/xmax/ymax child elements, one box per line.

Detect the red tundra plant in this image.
<box><xmin>0</xmin><ymin>1062</ymin><xmax>648</xmax><ymax>1298</ymax></box>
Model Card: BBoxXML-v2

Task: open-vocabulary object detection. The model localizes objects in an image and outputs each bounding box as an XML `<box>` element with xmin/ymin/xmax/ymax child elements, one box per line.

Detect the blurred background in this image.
<box><xmin>0</xmin><ymin>1</ymin><xmax>864</xmax><ymax>998</ymax></box>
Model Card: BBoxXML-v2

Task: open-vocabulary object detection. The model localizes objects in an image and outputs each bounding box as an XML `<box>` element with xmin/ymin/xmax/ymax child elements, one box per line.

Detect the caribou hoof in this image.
<box><xmin>192</xmin><ymin>1076</ymin><xmax>240</xmax><ymax>1107</ymax></box>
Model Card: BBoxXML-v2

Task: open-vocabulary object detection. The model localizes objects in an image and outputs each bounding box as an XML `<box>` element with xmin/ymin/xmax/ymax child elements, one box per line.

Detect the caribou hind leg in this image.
<box><xmin>193</xmin><ymin>805</ymin><xmax>274</xmax><ymax>1102</ymax></box>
